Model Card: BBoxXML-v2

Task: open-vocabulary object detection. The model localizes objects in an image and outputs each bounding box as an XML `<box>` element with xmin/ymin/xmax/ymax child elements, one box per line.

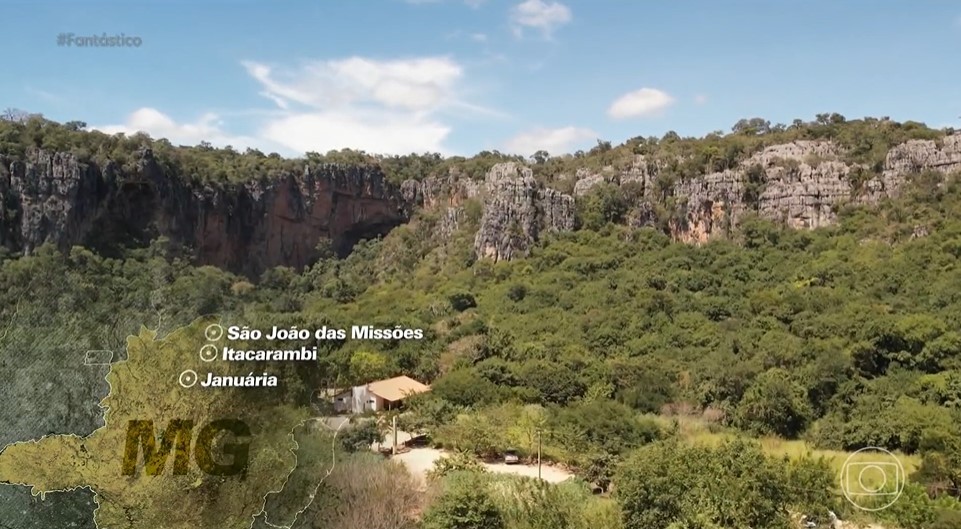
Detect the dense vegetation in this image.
<box><xmin>3</xmin><ymin>113</ymin><xmax>961</xmax><ymax>528</ymax></box>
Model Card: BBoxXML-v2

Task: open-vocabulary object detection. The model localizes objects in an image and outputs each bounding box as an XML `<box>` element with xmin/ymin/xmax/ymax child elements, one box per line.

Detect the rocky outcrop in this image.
<box><xmin>473</xmin><ymin>163</ymin><xmax>575</xmax><ymax>262</ymax></box>
<box><xmin>4</xmin><ymin>132</ymin><xmax>960</xmax><ymax>274</ymax></box>
<box><xmin>402</xmin><ymin>163</ymin><xmax>576</xmax><ymax>261</ymax></box>
<box><xmin>572</xmin><ymin>134</ymin><xmax>961</xmax><ymax>243</ymax></box>
<box><xmin>0</xmin><ymin>149</ymin><xmax>576</xmax><ymax>274</ymax></box>
<box><xmin>0</xmin><ymin>148</ymin><xmax>410</xmax><ymax>277</ymax></box>
<box><xmin>884</xmin><ymin>135</ymin><xmax>961</xmax><ymax>176</ymax></box>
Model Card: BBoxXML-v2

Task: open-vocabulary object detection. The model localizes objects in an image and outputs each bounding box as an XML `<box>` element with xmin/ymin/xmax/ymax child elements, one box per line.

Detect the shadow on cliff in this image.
<box><xmin>0</xmin><ymin>148</ymin><xmax>412</xmax><ymax>279</ymax></box>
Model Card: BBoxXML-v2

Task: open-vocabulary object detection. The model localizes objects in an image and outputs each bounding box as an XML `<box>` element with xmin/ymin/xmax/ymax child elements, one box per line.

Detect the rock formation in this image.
<box><xmin>0</xmin><ymin>148</ymin><xmax>410</xmax><ymax>277</ymax></box>
<box><xmin>402</xmin><ymin>162</ymin><xmax>576</xmax><ymax>261</ymax></box>
<box><xmin>0</xmin><ymin>149</ymin><xmax>577</xmax><ymax>275</ymax></box>
<box><xmin>2</xmin><ymin>133</ymin><xmax>960</xmax><ymax>274</ymax></box>
<box><xmin>472</xmin><ymin>163</ymin><xmax>575</xmax><ymax>262</ymax></box>
<box><xmin>571</xmin><ymin>133</ymin><xmax>961</xmax><ymax>243</ymax></box>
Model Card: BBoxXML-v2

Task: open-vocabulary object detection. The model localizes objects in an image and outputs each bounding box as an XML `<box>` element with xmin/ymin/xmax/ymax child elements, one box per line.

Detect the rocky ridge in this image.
<box><xmin>571</xmin><ymin>134</ymin><xmax>961</xmax><ymax>243</ymax></box>
<box><xmin>403</xmin><ymin>162</ymin><xmax>574</xmax><ymax>261</ymax></box>
<box><xmin>0</xmin><ymin>148</ymin><xmax>410</xmax><ymax>277</ymax></box>
<box><xmin>0</xmin><ymin>149</ymin><xmax>574</xmax><ymax>275</ymax></box>
<box><xmin>1</xmin><ymin>134</ymin><xmax>960</xmax><ymax>275</ymax></box>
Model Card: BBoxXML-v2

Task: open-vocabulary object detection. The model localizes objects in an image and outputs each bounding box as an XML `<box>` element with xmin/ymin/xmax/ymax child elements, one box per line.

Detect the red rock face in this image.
<box><xmin>1</xmin><ymin>150</ymin><xmax>411</xmax><ymax>278</ymax></box>
<box><xmin>174</xmin><ymin>166</ymin><xmax>412</xmax><ymax>277</ymax></box>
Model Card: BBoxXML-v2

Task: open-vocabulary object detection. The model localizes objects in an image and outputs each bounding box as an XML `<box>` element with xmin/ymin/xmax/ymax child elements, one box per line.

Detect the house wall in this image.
<box><xmin>334</xmin><ymin>386</ymin><xmax>409</xmax><ymax>413</ymax></box>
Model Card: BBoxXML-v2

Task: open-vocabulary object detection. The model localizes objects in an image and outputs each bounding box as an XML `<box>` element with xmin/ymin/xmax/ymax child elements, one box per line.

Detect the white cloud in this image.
<box><xmin>510</xmin><ymin>0</ymin><xmax>572</xmax><ymax>38</ymax></box>
<box><xmin>262</xmin><ymin>111</ymin><xmax>450</xmax><ymax>155</ymax></box>
<box><xmin>244</xmin><ymin>56</ymin><xmax>484</xmax><ymax>154</ymax></box>
<box><xmin>607</xmin><ymin>88</ymin><xmax>675</xmax><ymax>119</ymax></box>
<box><xmin>694</xmin><ymin>94</ymin><xmax>708</xmax><ymax>105</ymax></box>
<box><xmin>259</xmin><ymin>91</ymin><xmax>289</xmax><ymax>110</ymax></box>
<box><xmin>244</xmin><ymin>57</ymin><xmax>463</xmax><ymax>112</ymax></box>
<box><xmin>470</xmin><ymin>32</ymin><xmax>488</xmax><ymax>42</ymax></box>
<box><xmin>95</xmin><ymin>55</ymin><xmax>499</xmax><ymax>156</ymax></box>
<box><xmin>503</xmin><ymin>126</ymin><xmax>596</xmax><ymax>155</ymax></box>
<box><xmin>95</xmin><ymin>108</ymin><xmax>259</xmax><ymax>149</ymax></box>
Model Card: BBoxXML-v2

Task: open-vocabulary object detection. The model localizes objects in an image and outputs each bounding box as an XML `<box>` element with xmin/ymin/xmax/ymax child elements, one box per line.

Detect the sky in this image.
<box><xmin>2</xmin><ymin>0</ymin><xmax>960</xmax><ymax>157</ymax></box>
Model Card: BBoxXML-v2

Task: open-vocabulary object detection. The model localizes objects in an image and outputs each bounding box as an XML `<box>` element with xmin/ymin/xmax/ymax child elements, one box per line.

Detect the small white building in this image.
<box><xmin>332</xmin><ymin>375</ymin><xmax>430</xmax><ymax>414</ymax></box>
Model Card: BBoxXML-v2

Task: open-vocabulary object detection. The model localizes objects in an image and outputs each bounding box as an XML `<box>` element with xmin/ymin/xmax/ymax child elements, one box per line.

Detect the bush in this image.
<box><xmin>423</xmin><ymin>473</ymin><xmax>505</xmax><ymax>529</ymax></box>
<box><xmin>299</xmin><ymin>452</ymin><xmax>422</xmax><ymax>529</ymax></box>
<box><xmin>871</xmin><ymin>482</ymin><xmax>961</xmax><ymax>529</ymax></box>
<box><xmin>735</xmin><ymin>368</ymin><xmax>812</xmax><ymax>438</ymax></box>
<box><xmin>506</xmin><ymin>284</ymin><xmax>527</xmax><ymax>302</ymax></box>
<box><xmin>431</xmin><ymin>369</ymin><xmax>505</xmax><ymax>408</ymax></box>
<box><xmin>427</xmin><ymin>450</ymin><xmax>487</xmax><ymax>481</ymax></box>
<box><xmin>615</xmin><ymin>439</ymin><xmax>832</xmax><ymax>529</ymax></box>
<box><xmin>338</xmin><ymin>420</ymin><xmax>381</xmax><ymax>452</ymax></box>
<box><xmin>552</xmin><ymin>400</ymin><xmax>663</xmax><ymax>456</ymax></box>
<box><xmin>449</xmin><ymin>291</ymin><xmax>478</xmax><ymax>312</ymax></box>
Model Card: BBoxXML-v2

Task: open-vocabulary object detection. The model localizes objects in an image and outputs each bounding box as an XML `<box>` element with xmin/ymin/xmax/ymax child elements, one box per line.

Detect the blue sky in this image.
<box><xmin>3</xmin><ymin>0</ymin><xmax>960</xmax><ymax>157</ymax></box>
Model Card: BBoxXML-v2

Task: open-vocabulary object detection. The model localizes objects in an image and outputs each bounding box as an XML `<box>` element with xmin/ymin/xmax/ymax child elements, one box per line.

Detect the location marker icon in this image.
<box><xmin>200</xmin><ymin>344</ymin><xmax>218</xmax><ymax>362</ymax></box>
<box><xmin>179</xmin><ymin>370</ymin><xmax>198</xmax><ymax>388</ymax></box>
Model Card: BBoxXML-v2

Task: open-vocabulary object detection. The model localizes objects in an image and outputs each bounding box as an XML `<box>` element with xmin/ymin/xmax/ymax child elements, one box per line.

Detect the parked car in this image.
<box><xmin>504</xmin><ymin>448</ymin><xmax>520</xmax><ymax>464</ymax></box>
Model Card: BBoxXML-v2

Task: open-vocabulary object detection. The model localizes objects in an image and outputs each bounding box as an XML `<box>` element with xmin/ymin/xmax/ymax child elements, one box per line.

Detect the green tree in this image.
<box><xmin>423</xmin><ymin>474</ymin><xmax>505</xmax><ymax>529</ymax></box>
<box><xmin>735</xmin><ymin>368</ymin><xmax>812</xmax><ymax>438</ymax></box>
<box><xmin>348</xmin><ymin>350</ymin><xmax>392</xmax><ymax>385</ymax></box>
<box><xmin>431</xmin><ymin>369</ymin><xmax>504</xmax><ymax>408</ymax></box>
<box><xmin>427</xmin><ymin>450</ymin><xmax>487</xmax><ymax>480</ymax></box>
<box><xmin>577</xmin><ymin>183</ymin><xmax>628</xmax><ymax>230</ymax></box>
<box><xmin>616</xmin><ymin>439</ymin><xmax>804</xmax><ymax>529</ymax></box>
<box><xmin>339</xmin><ymin>420</ymin><xmax>382</xmax><ymax>452</ymax></box>
<box><xmin>914</xmin><ymin>427</ymin><xmax>961</xmax><ymax>498</ymax></box>
<box><xmin>518</xmin><ymin>360</ymin><xmax>586</xmax><ymax>405</ymax></box>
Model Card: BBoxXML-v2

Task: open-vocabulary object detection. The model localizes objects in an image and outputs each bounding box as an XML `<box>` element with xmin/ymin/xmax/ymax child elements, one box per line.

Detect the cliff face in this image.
<box><xmin>0</xmin><ymin>148</ymin><xmax>410</xmax><ymax>277</ymax></box>
<box><xmin>403</xmin><ymin>162</ymin><xmax>575</xmax><ymax>262</ymax></box>
<box><xmin>3</xmin><ymin>133</ymin><xmax>960</xmax><ymax>275</ymax></box>
<box><xmin>0</xmin><ymin>149</ymin><xmax>575</xmax><ymax>275</ymax></box>
<box><xmin>573</xmin><ymin>134</ymin><xmax>961</xmax><ymax>243</ymax></box>
<box><xmin>472</xmin><ymin>163</ymin><xmax>574</xmax><ymax>262</ymax></box>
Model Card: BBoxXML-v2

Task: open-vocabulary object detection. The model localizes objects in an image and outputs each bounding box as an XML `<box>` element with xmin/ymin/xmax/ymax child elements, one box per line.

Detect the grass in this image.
<box><xmin>651</xmin><ymin>415</ymin><xmax>921</xmax><ymax>495</ymax></box>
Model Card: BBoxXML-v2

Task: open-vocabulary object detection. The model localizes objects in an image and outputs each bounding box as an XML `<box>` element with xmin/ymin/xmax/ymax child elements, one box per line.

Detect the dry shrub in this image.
<box><xmin>702</xmin><ymin>406</ymin><xmax>727</xmax><ymax>424</ymax></box>
<box><xmin>304</xmin><ymin>453</ymin><xmax>423</xmax><ymax>529</ymax></box>
<box><xmin>660</xmin><ymin>401</ymin><xmax>696</xmax><ymax>417</ymax></box>
<box><xmin>230</xmin><ymin>280</ymin><xmax>255</xmax><ymax>297</ymax></box>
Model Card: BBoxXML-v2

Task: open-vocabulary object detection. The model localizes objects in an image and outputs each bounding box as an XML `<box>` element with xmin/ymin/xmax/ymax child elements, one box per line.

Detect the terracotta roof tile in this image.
<box><xmin>367</xmin><ymin>375</ymin><xmax>430</xmax><ymax>402</ymax></box>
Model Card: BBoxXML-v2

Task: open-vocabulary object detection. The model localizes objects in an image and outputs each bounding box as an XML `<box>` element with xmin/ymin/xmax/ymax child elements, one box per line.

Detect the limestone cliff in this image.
<box><xmin>472</xmin><ymin>163</ymin><xmax>575</xmax><ymax>262</ymax></box>
<box><xmin>0</xmin><ymin>148</ymin><xmax>576</xmax><ymax>274</ymax></box>
<box><xmin>0</xmin><ymin>148</ymin><xmax>409</xmax><ymax>277</ymax></box>
<box><xmin>3</xmin><ymin>133</ymin><xmax>960</xmax><ymax>274</ymax></box>
<box><xmin>403</xmin><ymin>162</ymin><xmax>575</xmax><ymax>261</ymax></box>
<box><xmin>573</xmin><ymin>133</ymin><xmax>961</xmax><ymax>243</ymax></box>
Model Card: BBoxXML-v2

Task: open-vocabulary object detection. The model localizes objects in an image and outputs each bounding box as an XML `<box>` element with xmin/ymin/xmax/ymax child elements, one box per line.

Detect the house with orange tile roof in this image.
<box><xmin>332</xmin><ymin>375</ymin><xmax>430</xmax><ymax>414</ymax></box>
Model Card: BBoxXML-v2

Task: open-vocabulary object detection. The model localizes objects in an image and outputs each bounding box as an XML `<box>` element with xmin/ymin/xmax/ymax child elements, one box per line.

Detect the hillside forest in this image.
<box><xmin>2</xmin><ymin>113</ymin><xmax>961</xmax><ymax>529</ymax></box>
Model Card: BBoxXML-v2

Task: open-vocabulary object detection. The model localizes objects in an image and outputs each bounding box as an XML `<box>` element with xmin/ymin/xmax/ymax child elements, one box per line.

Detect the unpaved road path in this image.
<box><xmin>391</xmin><ymin>447</ymin><xmax>574</xmax><ymax>485</ymax></box>
<box><xmin>481</xmin><ymin>461</ymin><xmax>573</xmax><ymax>482</ymax></box>
<box><xmin>392</xmin><ymin>447</ymin><xmax>446</xmax><ymax>483</ymax></box>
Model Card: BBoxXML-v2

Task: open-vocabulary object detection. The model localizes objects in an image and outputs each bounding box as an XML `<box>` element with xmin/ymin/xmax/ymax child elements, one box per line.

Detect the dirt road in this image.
<box><xmin>481</xmin><ymin>461</ymin><xmax>573</xmax><ymax>482</ymax></box>
<box><xmin>392</xmin><ymin>447</ymin><xmax>574</xmax><ymax>485</ymax></box>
